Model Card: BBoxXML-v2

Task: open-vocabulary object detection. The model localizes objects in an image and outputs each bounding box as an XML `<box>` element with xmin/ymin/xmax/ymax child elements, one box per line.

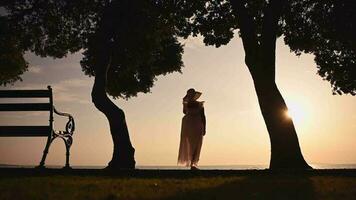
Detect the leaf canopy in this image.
<box><xmin>0</xmin><ymin>0</ymin><xmax>183</xmax><ymax>98</ymax></box>
<box><xmin>0</xmin><ymin>0</ymin><xmax>355</xmax><ymax>95</ymax></box>
<box><xmin>178</xmin><ymin>0</ymin><xmax>356</xmax><ymax>95</ymax></box>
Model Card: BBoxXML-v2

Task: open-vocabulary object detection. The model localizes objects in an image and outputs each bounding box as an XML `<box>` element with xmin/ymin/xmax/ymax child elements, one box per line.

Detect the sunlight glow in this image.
<box><xmin>285</xmin><ymin>102</ymin><xmax>306</xmax><ymax>124</ymax></box>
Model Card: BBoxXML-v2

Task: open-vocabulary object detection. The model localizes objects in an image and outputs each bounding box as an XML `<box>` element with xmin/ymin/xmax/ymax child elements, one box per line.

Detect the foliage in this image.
<box><xmin>0</xmin><ymin>0</ymin><xmax>183</xmax><ymax>98</ymax></box>
<box><xmin>180</xmin><ymin>0</ymin><xmax>356</xmax><ymax>95</ymax></box>
<box><xmin>0</xmin><ymin>16</ymin><xmax>27</xmax><ymax>85</ymax></box>
<box><xmin>283</xmin><ymin>0</ymin><xmax>356</xmax><ymax>95</ymax></box>
<box><xmin>0</xmin><ymin>0</ymin><xmax>355</xmax><ymax>95</ymax></box>
<box><xmin>80</xmin><ymin>1</ymin><xmax>184</xmax><ymax>98</ymax></box>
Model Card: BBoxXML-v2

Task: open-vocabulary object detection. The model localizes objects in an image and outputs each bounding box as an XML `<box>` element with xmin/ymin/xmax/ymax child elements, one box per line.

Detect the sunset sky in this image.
<box><xmin>0</xmin><ymin>36</ymin><xmax>355</xmax><ymax>168</ymax></box>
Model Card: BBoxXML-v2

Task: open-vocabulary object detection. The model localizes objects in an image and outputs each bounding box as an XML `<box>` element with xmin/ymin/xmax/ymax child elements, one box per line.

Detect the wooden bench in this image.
<box><xmin>0</xmin><ymin>86</ymin><xmax>75</xmax><ymax>169</ymax></box>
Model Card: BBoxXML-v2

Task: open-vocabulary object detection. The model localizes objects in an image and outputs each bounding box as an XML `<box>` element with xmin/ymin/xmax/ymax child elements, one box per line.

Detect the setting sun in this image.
<box><xmin>285</xmin><ymin>102</ymin><xmax>306</xmax><ymax>124</ymax></box>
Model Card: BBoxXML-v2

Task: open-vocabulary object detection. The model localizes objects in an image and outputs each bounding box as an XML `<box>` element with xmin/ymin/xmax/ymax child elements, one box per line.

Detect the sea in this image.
<box><xmin>1</xmin><ymin>164</ymin><xmax>356</xmax><ymax>170</ymax></box>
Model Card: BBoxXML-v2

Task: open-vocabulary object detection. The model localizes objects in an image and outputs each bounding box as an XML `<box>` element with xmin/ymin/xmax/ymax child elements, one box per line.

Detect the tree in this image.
<box><xmin>0</xmin><ymin>0</ymin><xmax>184</xmax><ymax>169</ymax></box>
<box><xmin>175</xmin><ymin>0</ymin><xmax>355</xmax><ymax>169</ymax></box>
<box><xmin>1</xmin><ymin>0</ymin><xmax>355</xmax><ymax>170</ymax></box>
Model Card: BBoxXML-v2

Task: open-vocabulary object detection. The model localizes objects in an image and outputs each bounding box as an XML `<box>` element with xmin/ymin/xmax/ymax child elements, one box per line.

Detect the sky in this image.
<box><xmin>0</xmin><ymin>36</ymin><xmax>355</xmax><ymax>167</ymax></box>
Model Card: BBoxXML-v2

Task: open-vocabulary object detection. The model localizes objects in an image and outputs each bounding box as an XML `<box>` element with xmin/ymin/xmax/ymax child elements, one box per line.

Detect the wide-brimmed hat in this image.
<box><xmin>183</xmin><ymin>88</ymin><xmax>202</xmax><ymax>101</ymax></box>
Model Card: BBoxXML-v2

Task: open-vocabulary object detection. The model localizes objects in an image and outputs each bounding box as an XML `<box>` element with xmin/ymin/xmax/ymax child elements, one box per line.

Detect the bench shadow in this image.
<box><xmin>162</xmin><ymin>175</ymin><xmax>316</xmax><ymax>200</ymax></box>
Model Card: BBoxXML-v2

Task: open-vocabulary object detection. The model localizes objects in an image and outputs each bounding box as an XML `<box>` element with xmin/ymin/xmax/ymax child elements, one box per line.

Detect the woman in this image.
<box><xmin>178</xmin><ymin>88</ymin><xmax>206</xmax><ymax>170</ymax></box>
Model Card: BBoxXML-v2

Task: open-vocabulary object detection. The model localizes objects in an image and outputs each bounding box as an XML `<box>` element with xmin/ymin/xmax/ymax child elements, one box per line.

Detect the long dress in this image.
<box><xmin>178</xmin><ymin>101</ymin><xmax>205</xmax><ymax>166</ymax></box>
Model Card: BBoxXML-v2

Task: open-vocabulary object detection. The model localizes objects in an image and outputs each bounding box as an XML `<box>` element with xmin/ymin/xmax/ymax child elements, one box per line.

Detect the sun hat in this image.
<box><xmin>183</xmin><ymin>88</ymin><xmax>202</xmax><ymax>101</ymax></box>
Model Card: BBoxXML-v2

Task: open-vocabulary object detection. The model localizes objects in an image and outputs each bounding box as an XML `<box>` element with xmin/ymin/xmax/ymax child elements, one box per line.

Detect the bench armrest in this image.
<box><xmin>53</xmin><ymin>106</ymin><xmax>75</xmax><ymax>136</ymax></box>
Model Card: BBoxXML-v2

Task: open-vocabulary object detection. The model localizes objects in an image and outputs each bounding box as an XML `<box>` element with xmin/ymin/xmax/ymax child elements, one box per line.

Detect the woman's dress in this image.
<box><xmin>178</xmin><ymin>101</ymin><xmax>205</xmax><ymax>166</ymax></box>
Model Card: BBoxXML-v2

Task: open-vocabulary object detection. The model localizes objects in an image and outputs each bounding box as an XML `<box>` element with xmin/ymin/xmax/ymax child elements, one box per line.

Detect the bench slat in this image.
<box><xmin>0</xmin><ymin>90</ymin><xmax>51</xmax><ymax>98</ymax></box>
<box><xmin>0</xmin><ymin>126</ymin><xmax>51</xmax><ymax>137</ymax></box>
<box><xmin>0</xmin><ymin>103</ymin><xmax>52</xmax><ymax>111</ymax></box>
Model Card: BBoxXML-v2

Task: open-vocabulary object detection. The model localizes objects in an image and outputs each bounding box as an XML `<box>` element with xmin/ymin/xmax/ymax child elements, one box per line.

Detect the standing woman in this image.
<box><xmin>178</xmin><ymin>88</ymin><xmax>206</xmax><ymax>170</ymax></box>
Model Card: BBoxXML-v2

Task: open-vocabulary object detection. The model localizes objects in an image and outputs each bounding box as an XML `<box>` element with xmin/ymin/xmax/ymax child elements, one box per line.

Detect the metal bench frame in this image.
<box><xmin>0</xmin><ymin>86</ymin><xmax>75</xmax><ymax>169</ymax></box>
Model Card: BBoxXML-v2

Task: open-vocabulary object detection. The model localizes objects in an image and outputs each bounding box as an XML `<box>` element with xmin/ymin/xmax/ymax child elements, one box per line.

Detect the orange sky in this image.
<box><xmin>0</xmin><ymin>36</ymin><xmax>355</xmax><ymax>167</ymax></box>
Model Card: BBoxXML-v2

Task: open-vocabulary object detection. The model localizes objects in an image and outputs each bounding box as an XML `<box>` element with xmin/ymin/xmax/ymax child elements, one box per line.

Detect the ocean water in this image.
<box><xmin>1</xmin><ymin>164</ymin><xmax>356</xmax><ymax>170</ymax></box>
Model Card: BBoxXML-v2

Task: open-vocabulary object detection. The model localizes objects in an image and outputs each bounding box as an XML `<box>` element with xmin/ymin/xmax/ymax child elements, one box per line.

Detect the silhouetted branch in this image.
<box><xmin>260</xmin><ymin>0</ymin><xmax>285</xmax><ymax>79</ymax></box>
<box><xmin>230</xmin><ymin>0</ymin><xmax>259</xmax><ymax>69</ymax></box>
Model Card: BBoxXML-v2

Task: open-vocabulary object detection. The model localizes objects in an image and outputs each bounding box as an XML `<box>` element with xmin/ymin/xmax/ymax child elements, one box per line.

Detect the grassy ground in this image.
<box><xmin>0</xmin><ymin>169</ymin><xmax>356</xmax><ymax>200</ymax></box>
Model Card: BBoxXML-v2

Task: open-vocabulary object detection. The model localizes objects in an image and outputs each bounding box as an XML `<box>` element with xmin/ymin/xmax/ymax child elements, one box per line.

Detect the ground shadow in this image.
<box><xmin>162</xmin><ymin>174</ymin><xmax>316</xmax><ymax>200</ymax></box>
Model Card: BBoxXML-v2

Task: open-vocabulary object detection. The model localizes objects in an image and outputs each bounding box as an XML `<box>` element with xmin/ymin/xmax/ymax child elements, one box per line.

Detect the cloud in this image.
<box><xmin>28</xmin><ymin>66</ymin><xmax>42</xmax><ymax>74</ymax></box>
<box><xmin>180</xmin><ymin>35</ymin><xmax>205</xmax><ymax>50</ymax></box>
<box><xmin>14</xmin><ymin>78</ymin><xmax>93</xmax><ymax>105</ymax></box>
<box><xmin>12</xmin><ymin>83</ymin><xmax>49</xmax><ymax>90</ymax></box>
<box><xmin>52</xmin><ymin>79</ymin><xmax>92</xmax><ymax>104</ymax></box>
<box><xmin>54</xmin><ymin>79</ymin><xmax>90</xmax><ymax>90</ymax></box>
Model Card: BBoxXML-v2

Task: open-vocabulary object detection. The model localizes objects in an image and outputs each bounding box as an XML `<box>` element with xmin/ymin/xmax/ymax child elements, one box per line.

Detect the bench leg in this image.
<box><xmin>38</xmin><ymin>134</ymin><xmax>55</xmax><ymax>168</ymax></box>
<box><xmin>62</xmin><ymin>136</ymin><xmax>73</xmax><ymax>169</ymax></box>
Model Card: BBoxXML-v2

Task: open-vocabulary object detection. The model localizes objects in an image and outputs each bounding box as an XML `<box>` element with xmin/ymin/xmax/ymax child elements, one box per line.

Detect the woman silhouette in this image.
<box><xmin>178</xmin><ymin>88</ymin><xmax>206</xmax><ymax>170</ymax></box>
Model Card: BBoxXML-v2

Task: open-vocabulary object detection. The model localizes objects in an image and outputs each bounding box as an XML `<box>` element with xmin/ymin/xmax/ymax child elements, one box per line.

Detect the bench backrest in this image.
<box><xmin>0</xmin><ymin>86</ymin><xmax>53</xmax><ymax>137</ymax></box>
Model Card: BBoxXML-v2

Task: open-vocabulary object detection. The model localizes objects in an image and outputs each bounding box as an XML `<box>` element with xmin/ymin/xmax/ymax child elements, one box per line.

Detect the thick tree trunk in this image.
<box><xmin>250</xmin><ymin>69</ymin><xmax>311</xmax><ymax>169</ymax></box>
<box><xmin>91</xmin><ymin>61</ymin><xmax>136</xmax><ymax>169</ymax></box>
<box><xmin>230</xmin><ymin>0</ymin><xmax>311</xmax><ymax>170</ymax></box>
<box><xmin>88</xmin><ymin>0</ymin><xmax>135</xmax><ymax>169</ymax></box>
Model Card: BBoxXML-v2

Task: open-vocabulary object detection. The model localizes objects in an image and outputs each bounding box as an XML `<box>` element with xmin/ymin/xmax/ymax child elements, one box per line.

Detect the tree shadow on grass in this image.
<box><xmin>163</xmin><ymin>175</ymin><xmax>316</xmax><ymax>200</ymax></box>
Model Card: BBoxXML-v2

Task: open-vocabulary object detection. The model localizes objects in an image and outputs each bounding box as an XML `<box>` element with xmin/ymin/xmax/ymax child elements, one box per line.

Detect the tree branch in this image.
<box><xmin>260</xmin><ymin>0</ymin><xmax>285</xmax><ymax>78</ymax></box>
<box><xmin>229</xmin><ymin>0</ymin><xmax>259</xmax><ymax>68</ymax></box>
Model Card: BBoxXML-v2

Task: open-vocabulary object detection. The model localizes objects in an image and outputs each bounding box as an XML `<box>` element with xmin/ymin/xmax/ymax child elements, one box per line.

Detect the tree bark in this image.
<box><xmin>91</xmin><ymin>56</ymin><xmax>136</xmax><ymax>169</ymax></box>
<box><xmin>230</xmin><ymin>0</ymin><xmax>311</xmax><ymax>169</ymax></box>
<box><xmin>89</xmin><ymin>1</ymin><xmax>135</xmax><ymax>169</ymax></box>
<box><xmin>251</xmin><ymin>67</ymin><xmax>311</xmax><ymax>169</ymax></box>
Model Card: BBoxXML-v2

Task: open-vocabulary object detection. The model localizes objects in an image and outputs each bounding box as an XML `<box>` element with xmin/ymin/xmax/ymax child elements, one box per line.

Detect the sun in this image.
<box><xmin>285</xmin><ymin>102</ymin><xmax>305</xmax><ymax>124</ymax></box>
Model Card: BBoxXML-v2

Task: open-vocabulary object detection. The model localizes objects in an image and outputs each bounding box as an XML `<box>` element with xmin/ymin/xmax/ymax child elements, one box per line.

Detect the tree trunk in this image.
<box><xmin>88</xmin><ymin>0</ymin><xmax>135</xmax><ymax>169</ymax></box>
<box><xmin>249</xmin><ymin>63</ymin><xmax>311</xmax><ymax>170</ymax></box>
<box><xmin>91</xmin><ymin>61</ymin><xmax>136</xmax><ymax>169</ymax></box>
<box><xmin>230</xmin><ymin>0</ymin><xmax>311</xmax><ymax>170</ymax></box>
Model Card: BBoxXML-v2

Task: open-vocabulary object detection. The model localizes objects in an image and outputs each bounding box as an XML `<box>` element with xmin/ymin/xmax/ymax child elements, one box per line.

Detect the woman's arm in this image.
<box><xmin>201</xmin><ymin>107</ymin><xmax>206</xmax><ymax>135</ymax></box>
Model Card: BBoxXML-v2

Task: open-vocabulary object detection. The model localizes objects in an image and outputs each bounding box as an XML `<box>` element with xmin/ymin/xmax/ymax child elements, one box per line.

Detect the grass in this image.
<box><xmin>0</xmin><ymin>169</ymin><xmax>356</xmax><ymax>200</ymax></box>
